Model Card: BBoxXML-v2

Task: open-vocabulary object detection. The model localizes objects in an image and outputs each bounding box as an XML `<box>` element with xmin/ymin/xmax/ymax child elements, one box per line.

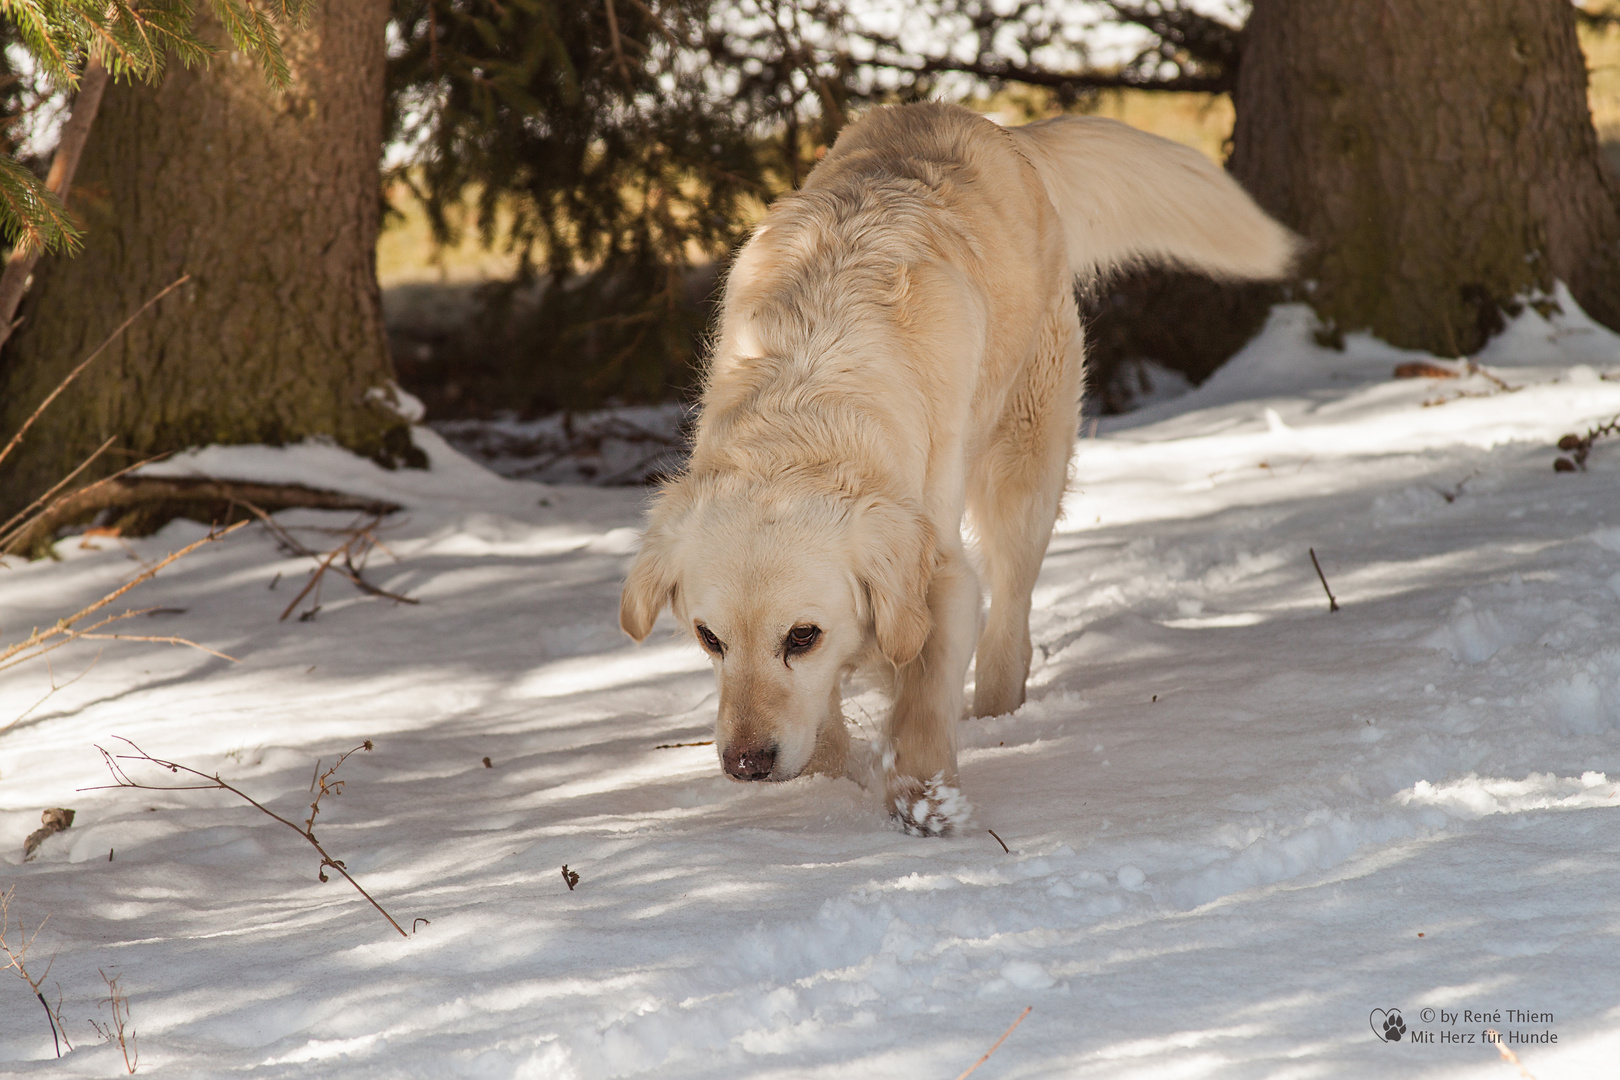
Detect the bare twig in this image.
<box><xmin>562</xmin><ymin>865</ymin><xmax>580</xmax><ymax>891</ymax></box>
<box><xmin>602</xmin><ymin>0</ymin><xmax>634</xmax><ymax>87</ymax></box>
<box><xmin>955</xmin><ymin>1005</ymin><xmax>1032</xmax><ymax>1080</ymax></box>
<box><xmin>241</xmin><ymin>503</ymin><xmax>416</xmax><ymax>619</ymax></box>
<box><xmin>988</xmin><ymin>829</ymin><xmax>1009</xmax><ymax>854</ymax></box>
<box><xmin>1</xmin><ymin>888</ymin><xmax>74</xmax><ymax>1056</ymax></box>
<box><xmin>1434</xmin><ymin>470</ymin><xmax>1479</xmax><ymax>504</ymax></box>
<box><xmin>0</xmin><ymin>520</ymin><xmax>247</xmax><ymax>673</ymax></box>
<box><xmin>75</xmin><ymin>633</ymin><xmax>237</xmax><ymax>663</ymax></box>
<box><xmin>81</xmin><ymin>738</ymin><xmax>408</xmax><ymax>938</ymax></box>
<box><xmin>0</xmin><ymin>273</ymin><xmax>189</xmax><ymax>470</ymax></box>
<box><xmin>1308</xmin><ymin>547</ymin><xmax>1340</xmax><ymax>613</ymax></box>
<box><xmin>1466</xmin><ymin>361</ymin><xmax>1516</xmax><ymax>393</ymax></box>
<box><xmin>654</xmin><ymin>739</ymin><xmax>714</xmax><ymax>749</ymax></box>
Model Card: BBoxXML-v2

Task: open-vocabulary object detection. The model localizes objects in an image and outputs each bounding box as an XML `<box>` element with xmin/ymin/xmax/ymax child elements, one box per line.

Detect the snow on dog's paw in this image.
<box><xmin>889</xmin><ymin>772</ymin><xmax>972</xmax><ymax>837</ymax></box>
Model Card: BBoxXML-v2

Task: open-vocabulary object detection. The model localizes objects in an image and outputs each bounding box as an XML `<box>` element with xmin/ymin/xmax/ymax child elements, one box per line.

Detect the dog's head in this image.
<box><xmin>620</xmin><ymin>476</ymin><xmax>936</xmax><ymax>781</ymax></box>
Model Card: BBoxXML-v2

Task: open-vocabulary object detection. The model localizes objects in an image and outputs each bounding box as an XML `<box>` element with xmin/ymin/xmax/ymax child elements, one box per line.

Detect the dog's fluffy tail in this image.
<box><xmin>1008</xmin><ymin>115</ymin><xmax>1298</xmax><ymax>284</ymax></box>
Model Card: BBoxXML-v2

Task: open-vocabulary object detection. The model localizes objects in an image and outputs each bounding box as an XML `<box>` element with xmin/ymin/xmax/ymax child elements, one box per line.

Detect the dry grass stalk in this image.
<box><xmin>83</xmin><ymin>737</ymin><xmax>409</xmax><ymax>938</ymax></box>
<box><xmin>0</xmin><ymin>520</ymin><xmax>247</xmax><ymax>676</ymax></box>
<box><xmin>955</xmin><ymin>1005</ymin><xmax>1032</xmax><ymax>1080</ymax></box>
<box><xmin>88</xmin><ymin>969</ymin><xmax>137</xmax><ymax>1074</ymax></box>
<box><xmin>0</xmin><ymin>886</ymin><xmax>74</xmax><ymax>1057</ymax></box>
<box><xmin>244</xmin><ymin>504</ymin><xmax>416</xmax><ymax>620</ymax></box>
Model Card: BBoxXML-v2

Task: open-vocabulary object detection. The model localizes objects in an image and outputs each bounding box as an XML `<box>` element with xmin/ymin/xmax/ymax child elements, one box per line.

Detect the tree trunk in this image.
<box><xmin>0</xmin><ymin>0</ymin><xmax>415</xmax><ymax>525</ymax></box>
<box><xmin>1229</xmin><ymin>0</ymin><xmax>1620</xmax><ymax>355</ymax></box>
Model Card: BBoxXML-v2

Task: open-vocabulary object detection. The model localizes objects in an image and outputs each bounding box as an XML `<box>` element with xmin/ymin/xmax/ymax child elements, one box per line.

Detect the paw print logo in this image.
<box><xmin>1370</xmin><ymin>1008</ymin><xmax>1407</xmax><ymax>1043</ymax></box>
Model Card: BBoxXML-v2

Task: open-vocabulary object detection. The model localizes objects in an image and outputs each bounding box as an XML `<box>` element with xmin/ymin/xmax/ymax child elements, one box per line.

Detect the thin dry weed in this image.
<box><xmin>88</xmin><ymin>969</ymin><xmax>136</xmax><ymax>1074</ymax></box>
<box><xmin>0</xmin><ymin>886</ymin><xmax>74</xmax><ymax>1057</ymax></box>
<box><xmin>83</xmin><ymin>738</ymin><xmax>409</xmax><ymax>938</ymax></box>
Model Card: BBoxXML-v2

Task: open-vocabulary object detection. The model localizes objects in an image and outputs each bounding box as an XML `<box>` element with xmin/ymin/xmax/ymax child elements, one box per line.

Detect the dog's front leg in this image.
<box><xmin>885</xmin><ymin>543</ymin><xmax>978</xmax><ymax>835</ymax></box>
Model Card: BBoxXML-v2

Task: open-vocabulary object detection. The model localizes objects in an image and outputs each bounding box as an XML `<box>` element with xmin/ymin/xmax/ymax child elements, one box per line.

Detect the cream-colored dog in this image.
<box><xmin>621</xmin><ymin>102</ymin><xmax>1294</xmax><ymax>834</ymax></box>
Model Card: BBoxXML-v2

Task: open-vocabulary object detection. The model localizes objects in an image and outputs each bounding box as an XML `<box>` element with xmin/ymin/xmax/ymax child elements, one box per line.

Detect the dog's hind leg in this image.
<box><xmin>968</xmin><ymin>296</ymin><xmax>1084</xmax><ymax>718</ymax></box>
<box><xmin>885</xmin><ymin>537</ymin><xmax>979</xmax><ymax>834</ymax></box>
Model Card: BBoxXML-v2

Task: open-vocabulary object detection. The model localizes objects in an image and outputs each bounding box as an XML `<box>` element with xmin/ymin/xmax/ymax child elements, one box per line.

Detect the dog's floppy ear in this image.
<box><xmin>854</xmin><ymin>496</ymin><xmax>938</xmax><ymax>667</ymax></box>
<box><xmin>619</xmin><ymin>485</ymin><xmax>692</xmax><ymax>641</ymax></box>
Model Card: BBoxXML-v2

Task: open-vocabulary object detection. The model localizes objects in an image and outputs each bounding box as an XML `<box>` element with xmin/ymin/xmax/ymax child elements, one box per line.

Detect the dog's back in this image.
<box><xmin>804</xmin><ymin>101</ymin><xmax>1295</xmax><ymax>288</ymax></box>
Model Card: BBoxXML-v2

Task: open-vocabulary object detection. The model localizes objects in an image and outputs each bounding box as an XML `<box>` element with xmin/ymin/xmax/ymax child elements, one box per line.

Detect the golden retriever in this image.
<box><xmin>621</xmin><ymin>102</ymin><xmax>1294</xmax><ymax>834</ymax></box>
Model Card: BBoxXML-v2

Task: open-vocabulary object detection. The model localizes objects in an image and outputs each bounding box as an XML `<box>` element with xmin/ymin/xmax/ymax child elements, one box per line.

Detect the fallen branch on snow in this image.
<box><xmin>3</xmin><ymin>474</ymin><xmax>401</xmax><ymax>558</ymax></box>
<box><xmin>243</xmin><ymin>504</ymin><xmax>416</xmax><ymax>620</ymax></box>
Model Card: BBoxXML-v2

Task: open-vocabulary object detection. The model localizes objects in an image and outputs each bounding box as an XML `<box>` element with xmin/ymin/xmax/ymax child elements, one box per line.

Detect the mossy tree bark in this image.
<box><xmin>1229</xmin><ymin>0</ymin><xmax>1620</xmax><ymax>355</ymax></box>
<box><xmin>0</xmin><ymin>0</ymin><xmax>414</xmax><ymax>524</ymax></box>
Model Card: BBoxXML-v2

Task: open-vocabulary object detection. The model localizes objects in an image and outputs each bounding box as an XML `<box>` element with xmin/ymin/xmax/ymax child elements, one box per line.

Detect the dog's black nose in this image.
<box><xmin>723</xmin><ymin>743</ymin><xmax>777</xmax><ymax>781</ymax></box>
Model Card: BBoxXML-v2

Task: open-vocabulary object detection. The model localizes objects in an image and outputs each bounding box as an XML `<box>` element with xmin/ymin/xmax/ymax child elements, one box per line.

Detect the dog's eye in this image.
<box><xmin>784</xmin><ymin>625</ymin><xmax>822</xmax><ymax>656</ymax></box>
<box><xmin>695</xmin><ymin>624</ymin><xmax>724</xmax><ymax>655</ymax></box>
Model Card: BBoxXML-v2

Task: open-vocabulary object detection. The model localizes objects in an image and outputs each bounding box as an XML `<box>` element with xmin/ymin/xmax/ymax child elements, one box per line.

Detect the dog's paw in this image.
<box><xmin>888</xmin><ymin>771</ymin><xmax>972</xmax><ymax>837</ymax></box>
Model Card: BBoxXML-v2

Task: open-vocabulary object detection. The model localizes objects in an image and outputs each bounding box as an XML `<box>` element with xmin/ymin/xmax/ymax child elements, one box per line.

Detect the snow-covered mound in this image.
<box><xmin>2</xmin><ymin>293</ymin><xmax>1619</xmax><ymax>1077</ymax></box>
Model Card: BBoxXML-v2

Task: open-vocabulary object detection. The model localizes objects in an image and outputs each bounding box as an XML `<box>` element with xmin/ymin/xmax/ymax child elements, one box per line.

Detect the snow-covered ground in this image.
<box><xmin>3</xmin><ymin>293</ymin><xmax>1619</xmax><ymax>1078</ymax></box>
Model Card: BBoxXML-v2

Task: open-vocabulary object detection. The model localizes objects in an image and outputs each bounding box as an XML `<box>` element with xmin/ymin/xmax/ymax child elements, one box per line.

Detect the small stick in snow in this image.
<box><xmin>561</xmin><ymin>865</ymin><xmax>580</xmax><ymax>891</ymax></box>
<box><xmin>82</xmin><ymin>738</ymin><xmax>409</xmax><ymax>939</ymax></box>
<box><xmin>955</xmin><ymin>1005</ymin><xmax>1032</xmax><ymax>1080</ymax></box>
<box><xmin>988</xmin><ymin>829</ymin><xmax>1009</xmax><ymax>854</ymax></box>
<box><xmin>1309</xmin><ymin>547</ymin><xmax>1340</xmax><ymax>613</ymax></box>
<box><xmin>1435</xmin><ymin>470</ymin><xmax>1478</xmax><ymax>503</ymax></box>
<box><xmin>1484</xmin><ymin>1029</ymin><xmax>1538</xmax><ymax>1080</ymax></box>
<box><xmin>654</xmin><ymin>739</ymin><xmax>714</xmax><ymax>749</ymax></box>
